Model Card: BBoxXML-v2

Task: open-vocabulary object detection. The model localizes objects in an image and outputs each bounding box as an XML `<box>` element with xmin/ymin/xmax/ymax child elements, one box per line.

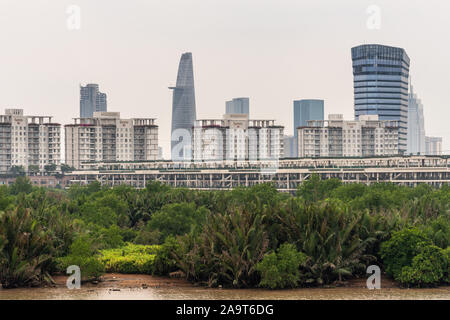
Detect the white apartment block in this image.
<box><xmin>0</xmin><ymin>109</ymin><xmax>61</xmax><ymax>172</ymax></box>
<box><xmin>193</xmin><ymin>113</ymin><xmax>284</xmax><ymax>162</ymax></box>
<box><xmin>297</xmin><ymin>114</ymin><xmax>399</xmax><ymax>158</ymax></box>
<box><xmin>65</xmin><ymin>112</ymin><xmax>158</xmax><ymax>169</ymax></box>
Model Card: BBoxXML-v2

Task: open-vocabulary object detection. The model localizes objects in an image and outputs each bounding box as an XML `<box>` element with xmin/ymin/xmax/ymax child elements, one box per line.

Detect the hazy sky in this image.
<box><xmin>1</xmin><ymin>0</ymin><xmax>449</xmax><ymax>158</ymax></box>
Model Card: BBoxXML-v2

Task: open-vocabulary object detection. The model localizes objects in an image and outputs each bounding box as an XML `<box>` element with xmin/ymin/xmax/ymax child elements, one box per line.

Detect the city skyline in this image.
<box><xmin>1</xmin><ymin>1</ymin><xmax>449</xmax><ymax>158</ymax></box>
<box><xmin>0</xmin><ymin>44</ymin><xmax>444</xmax><ymax>161</ymax></box>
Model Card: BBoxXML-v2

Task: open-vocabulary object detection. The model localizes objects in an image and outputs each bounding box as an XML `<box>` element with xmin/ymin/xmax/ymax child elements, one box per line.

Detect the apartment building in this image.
<box><xmin>0</xmin><ymin>108</ymin><xmax>61</xmax><ymax>172</ymax></box>
<box><xmin>65</xmin><ymin>112</ymin><xmax>158</xmax><ymax>169</ymax></box>
<box><xmin>297</xmin><ymin>114</ymin><xmax>399</xmax><ymax>158</ymax></box>
<box><xmin>193</xmin><ymin>113</ymin><xmax>284</xmax><ymax>162</ymax></box>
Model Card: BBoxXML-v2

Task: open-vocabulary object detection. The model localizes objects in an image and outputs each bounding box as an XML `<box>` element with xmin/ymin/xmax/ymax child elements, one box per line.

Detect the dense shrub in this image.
<box><xmin>9</xmin><ymin>176</ymin><xmax>33</xmax><ymax>195</ymax></box>
<box><xmin>99</xmin><ymin>243</ymin><xmax>160</xmax><ymax>274</ymax></box>
<box><xmin>148</xmin><ymin>202</ymin><xmax>207</xmax><ymax>241</ymax></box>
<box><xmin>421</xmin><ymin>216</ymin><xmax>450</xmax><ymax>249</ymax></box>
<box><xmin>380</xmin><ymin>228</ymin><xmax>432</xmax><ymax>279</ymax></box>
<box><xmin>296</xmin><ymin>174</ymin><xmax>341</xmax><ymax>202</ymax></box>
<box><xmin>398</xmin><ymin>243</ymin><xmax>447</xmax><ymax>287</ymax></box>
<box><xmin>256</xmin><ymin>243</ymin><xmax>307</xmax><ymax>289</ymax></box>
<box><xmin>0</xmin><ymin>186</ymin><xmax>14</xmax><ymax>211</ymax></box>
<box><xmin>152</xmin><ymin>236</ymin><xmax>181</xmax><ymax>276</ymax></box>
<box><xmin>443</xmin><ymin>247</ymin><xmax>450</xmax><ymax>283</ymax></box>
<box><xmin>134</xmin><ymin>222</ymin><xmax>162</xmax><ymax>245</ymax></box>
<box><xmin>55</xmin><ymin>237</ymin><xmax>104</xmax><ymax>281</ymax></box>
<box><xmin>95</xmin><ymin>225</ymin><xmax>125</xmax><ymax>249</ymax></box>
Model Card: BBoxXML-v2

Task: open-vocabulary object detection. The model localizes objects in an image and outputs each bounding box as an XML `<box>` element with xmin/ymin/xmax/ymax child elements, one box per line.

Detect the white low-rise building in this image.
<box><xmin>193</xmin><ymin>113</ymin><xmax>284</xmax><ymax>162</ymax></box>
<box><xmin>297</xmin><ymin>114</ymin><xmax>399</xmax><ymax>158</ymax></box>
<box><xmin>0</xmin><ymin>108</ymin><xmax>61</xmax><ymax>172</ymax></box>
<box><xmin>65</xmin><ymin>112</ymin><xmax>158</xmax><ymax>169</ymax></box>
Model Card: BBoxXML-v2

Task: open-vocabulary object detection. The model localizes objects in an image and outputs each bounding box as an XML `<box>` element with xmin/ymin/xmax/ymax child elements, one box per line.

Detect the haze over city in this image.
<box><xmin>1</xmin><ymin>0</ymin><xmax>449</xmax><ymax>158</ymax></box>
<box><xmin>0</xmin><ymin>1</ymin><xmax>449</xmax><ymax>305</ymax></box>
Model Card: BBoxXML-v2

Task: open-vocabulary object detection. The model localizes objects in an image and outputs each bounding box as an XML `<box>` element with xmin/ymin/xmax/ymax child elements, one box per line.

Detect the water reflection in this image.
<box><xmin>0</xmin><ymin>286</ymin><xmax>449</xmax><ymax>300</ymax></box>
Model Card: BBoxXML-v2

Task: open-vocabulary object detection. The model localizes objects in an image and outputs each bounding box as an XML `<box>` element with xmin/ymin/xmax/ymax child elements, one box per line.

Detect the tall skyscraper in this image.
<box><xmin>80</xmin><ymin>84</ymin><xmax>107</xmax><ymax>118</ymax></box>
<box><xmin>407</xmin><ymin>85</ymin><xmax>426</xmax><ymax>155</ymax></box>
<box><xmin>226</xmin><ymin>97</ymin><xmax>249</xmax><ymax>115</ymax></box>
<box><xmin>293</xmin><ymin>99</ymin><xmax>324</xmax><ymax>157</ymax></box>
<box><xmin>351</xmin><ymin>44</ymin><xmax>410</xmax><ymax>154</ymax></box>
<box><xmin>170</xmin><ymin>52</ymin><xmax>197</xmax><ymax>160</ymax></box>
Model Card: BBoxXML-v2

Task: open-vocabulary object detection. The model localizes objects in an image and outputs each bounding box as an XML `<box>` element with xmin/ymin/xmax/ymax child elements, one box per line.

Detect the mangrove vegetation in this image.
<box><xmin>0</xmin><ymin>175</ymin><xmax>449</xmax><ymax>289</ymax></box>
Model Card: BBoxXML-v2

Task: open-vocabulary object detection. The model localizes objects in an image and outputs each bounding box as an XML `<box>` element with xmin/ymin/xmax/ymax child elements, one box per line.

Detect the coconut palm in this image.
<box><xmin>273</xmin><ymin>199</ymin><xmax>376</xmax><ymax>285</ymax></box>
<box><xmin>176</xmin><ymin>205</ymin><xmax>269</xmax><ymax>288</ymax></box>
<box><xmin>0</xmin><ymin>208</ymin><xmax>53</xmax><ymax>288</ymax></box>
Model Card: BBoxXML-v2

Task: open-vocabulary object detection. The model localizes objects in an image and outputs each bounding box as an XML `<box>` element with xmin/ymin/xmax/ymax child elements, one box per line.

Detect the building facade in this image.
<box><xmin>65</xmin><ymin>112</ymin><xmax>158</xmax><ymax>169</ymax></box>
<box><xmin>425</xmin><ymin>136</ymin><xmax>442</xmax><ymax>155</ymax></box>
<box><xmin>293</xmin><ymin>99</ymin><xmax>324</xmax><ymax>157</ymax></box>
<box><xmin>283</xmin><ymin>135</ymin><xmax>296</xmax><ymax>158</ymax></box>
<box><xmin>0</xmin><ymin>109</ymin><xmax>61</xmax><ymax>172</ymax></box>
<box><xmin>80</xmin><ymin>84</ymin><xmax>107</xmax><ymax>118</ymax></box>
<box><xmin>170</xmin><ymin>52</ymin><xmax>197</xmax><ymax>160</ymax></box>
<box><xmin>226</xmin><ymin>97</ymin><xmax>250</xmax><ymax>115</ymax></box>
<box><xmin>407</xmin><ymin>85</ymin><xmax>426</xmax><ymax>155</ymax></box>
<box><xmin>351</xmin><ymin>44</ymin><xmax>410</xmax><ymax>154</ymax></box>
<box><xmin>297</xmin><ymin>114</ymin><xmax>399</xmax><ymax>158</ymax></box>
<box><xmin>192</xmin><ymin>113</ymin><xmax>284</xmax><ymax>162</ymax></box>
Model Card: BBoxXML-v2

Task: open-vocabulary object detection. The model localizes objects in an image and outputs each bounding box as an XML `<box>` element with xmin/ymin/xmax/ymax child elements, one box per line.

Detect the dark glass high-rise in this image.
<box><xmin>351</xmin><ymin>44</ymin><xmax>410</xmax><ymax>154</ymax></box>
<box><xmin>80</xmin><ymin>84</ymin><xmax>107</xmax><ymax>118</ymax></box>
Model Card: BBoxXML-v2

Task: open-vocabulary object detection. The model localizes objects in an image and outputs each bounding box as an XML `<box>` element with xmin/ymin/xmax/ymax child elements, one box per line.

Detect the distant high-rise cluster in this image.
<box><xmin>0</xmin><ymin>45</ymin><xmax>447</xmax><ymax>175</ymax></box>
<box><xmin>80</xmin><ymin>84</ymin><xmax>107</xmax><ymax>118</ymax></box>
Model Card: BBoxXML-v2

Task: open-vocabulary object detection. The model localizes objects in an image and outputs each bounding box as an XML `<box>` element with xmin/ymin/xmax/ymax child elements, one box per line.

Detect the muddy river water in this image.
<box><xmin>0</xmin><ymin>274</ymin><xmax>449</xmax><ymax>300</ymax></box>
<box><xmin>1</xmin><ymin>286</ymin><xmax>449</xmax><ymax>300</ymax></box>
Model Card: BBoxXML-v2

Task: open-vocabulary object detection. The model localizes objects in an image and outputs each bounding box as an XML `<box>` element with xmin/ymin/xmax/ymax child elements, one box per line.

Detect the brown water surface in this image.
<box><xmin>0</xmin><ymin>274</ymin><xmax>448</xmax><ymax>300</ymax></box>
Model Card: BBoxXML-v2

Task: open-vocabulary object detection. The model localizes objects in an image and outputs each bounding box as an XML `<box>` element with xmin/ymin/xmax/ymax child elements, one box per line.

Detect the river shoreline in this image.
<box><xmin>0</xmin><ymin>273</ymin><xmax>449</xmax><ymax>300</ymax></box>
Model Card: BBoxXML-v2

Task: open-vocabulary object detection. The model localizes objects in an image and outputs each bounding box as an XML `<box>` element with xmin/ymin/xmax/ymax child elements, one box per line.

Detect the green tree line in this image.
<box><xmin>0</xmin><ymin>175</ymin><xmax>448</xmax><ymax>289</ymax></box>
